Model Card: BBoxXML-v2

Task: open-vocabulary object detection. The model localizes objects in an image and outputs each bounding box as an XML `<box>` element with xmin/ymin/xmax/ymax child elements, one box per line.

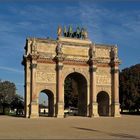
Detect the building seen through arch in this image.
<box><xmin>38</xmin><ymin>90</ymin><xmax>54</xmax><ymax>117</ymax></box>
<box><xmin>22</xmin><ymin>27</ymin><xmax>121</xmax><ymax>118</ymax></box>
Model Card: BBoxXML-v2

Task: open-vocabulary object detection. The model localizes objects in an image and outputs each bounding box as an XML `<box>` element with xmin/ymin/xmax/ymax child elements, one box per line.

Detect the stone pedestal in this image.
<box><xmin>30</xmin><ymin>101</ymin><xmax>39</xmax><ymax>118</ymax></box>
<box><xmin>91</xmin><ymin>102</ymin><xmax>99</xmax><ymax>117</ymax></box>
<box><xmin>56</xmin><ymin>102</ymin><xmax>64</xmax><ymax>118</ymax></box>
<box><xmin>114</xmin><ymin>103</ymin><xmax>121</xmax><ymax>117</ymax></box>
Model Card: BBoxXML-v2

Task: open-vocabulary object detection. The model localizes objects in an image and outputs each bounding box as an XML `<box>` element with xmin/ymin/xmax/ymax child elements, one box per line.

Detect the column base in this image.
<box><xmin>111</xmin><ymin>103</ymin><xmax>121</xmax><ymax>117</ymax></box>
<box><xmin>89</xmin><ymin>102</ymin><xmax>99</xmax><ymax>117</ymax></box>
<box><xmin>30</xmin><ymin>101</ymin><xmax>39</xmax><ymax>118</ymax></box>
<box><xmin>30</xmin><ymin>114</ymin><xmax>39</xmax><ymax>118</ymax></box>
<box><xmin>56</xmin><ymin>102</ymin><xmax>64</xmax><ymax>118</ymax></box>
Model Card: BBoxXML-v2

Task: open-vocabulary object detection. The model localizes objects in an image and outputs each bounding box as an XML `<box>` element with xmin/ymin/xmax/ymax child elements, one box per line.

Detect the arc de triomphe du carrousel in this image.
<box><xmin>22</xmin><ymin>26</ymin><xmax>121</xmax><ymax>118</ymax></box>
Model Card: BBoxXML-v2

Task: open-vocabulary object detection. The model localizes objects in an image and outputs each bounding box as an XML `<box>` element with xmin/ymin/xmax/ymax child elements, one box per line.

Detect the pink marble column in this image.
<box><xmin>56</xmin><ymin>63</ymin><xmax>64</xmax><ymax>118</ymax></box>
<box><xmin>89</xmin><ymin>65</ymin><xmax>99</xmax><ymax>117</ymax></box>
<box><xmin>30</xmin><ymin>61</ymin><xmax>38</xmax><ymax>118</ymax></box>
<box><xmin>112</xmin><ymin>64</ymin><xmax>121</xmax><ymax>117</ymax></box>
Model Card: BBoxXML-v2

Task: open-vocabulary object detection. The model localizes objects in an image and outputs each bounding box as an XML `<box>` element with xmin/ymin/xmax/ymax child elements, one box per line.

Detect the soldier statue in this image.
<box><xmin>68</xmin><ymin>25</ymin><xmax>73</xmax><ymax>37</ymax></box>
<box><xmin>81</xmin><ymin>28</ymin><xmax>85</xmax><ymax>39</ymax></box>
<box><xmin>57</xmin><ymin>26</ymin><xmax>62</xmax><ymax>37</ymax></box>
<box><xmin>76</xmin><ymin>27</ymin><xmax>81</xmax><ymax>38</ymax></box>
<box><xmin>81</xmin><ymin>28</ymin><xmax>88</xmax><ymax>39</ymax></box>
<box><xmin>56</xmin><ymin>43</ymin><xmax>63</xmax><ymax>56</ymax></box>
<box><xmin>83</xmin><ymin>28</ymin><xmax>88</xmax><ymax>39</ymax></box>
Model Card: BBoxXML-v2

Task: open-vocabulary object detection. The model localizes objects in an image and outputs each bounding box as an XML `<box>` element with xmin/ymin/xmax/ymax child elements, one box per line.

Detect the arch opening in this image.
<box><xmin>64</xmin><ymin>72</ymin><xmax>87</xmax><ymax>116</ymax></box>
<box><xmin>38</xmin><ymin>89</ymin><xmax>54</xmax><ymax>117</ymax></box>
<box><xmin>97</xmin><ymin>91</ymin><xmax>109</xmax><ymax>116</ymax></box>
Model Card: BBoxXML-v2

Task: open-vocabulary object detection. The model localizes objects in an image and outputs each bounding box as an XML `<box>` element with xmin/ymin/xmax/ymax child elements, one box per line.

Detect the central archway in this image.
<box><xmin>64</xmin><ymin>72</ymin><xmax>87</xmax><ymax>116</ymax></box>
<box><xmin>38</xmin><ymin>89</ymin><xmax>54</xmax><ymax>117</ymax></box>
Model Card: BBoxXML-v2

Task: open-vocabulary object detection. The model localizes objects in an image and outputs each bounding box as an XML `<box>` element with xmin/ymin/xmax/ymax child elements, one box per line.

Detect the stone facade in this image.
<box><xmin>22</xmin><ymin>36</ymin><xmax>121</xmax><ymax>118</ymax></box>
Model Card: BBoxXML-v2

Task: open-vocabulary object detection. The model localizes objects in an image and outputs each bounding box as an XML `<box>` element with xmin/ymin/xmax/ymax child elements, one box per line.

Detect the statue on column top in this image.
<box><xmin>57</xmin><ymin>26</ymin><xmax>62</xmax><ymax>37</ymax></box>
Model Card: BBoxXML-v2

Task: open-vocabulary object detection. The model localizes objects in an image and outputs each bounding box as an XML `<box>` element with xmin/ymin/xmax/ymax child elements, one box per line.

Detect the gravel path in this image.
<box><xmin>0</xmin><ymin>115</ymin><xmax>140</xmax><ymax>139</ymax></box>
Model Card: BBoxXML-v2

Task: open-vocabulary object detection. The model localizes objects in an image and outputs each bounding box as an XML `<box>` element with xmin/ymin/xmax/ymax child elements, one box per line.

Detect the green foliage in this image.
<box><xmin>119</xmin><ymin>64</ymin><xmax>140</xmax><ymax>111</ymax></box>
<box><xmin>64</xmin><ymin>77</ymin><xmax>78</xmax><ymax>109</ymax></box>
<box><xmin>11</xmin><ymin>94</ymin><xmax>24</xmax><ymax>110</ymax></box>
<box><xmin>0</xmin><ymin>80</ymin><xmax>16</xmax><ymax>114</ymax></box>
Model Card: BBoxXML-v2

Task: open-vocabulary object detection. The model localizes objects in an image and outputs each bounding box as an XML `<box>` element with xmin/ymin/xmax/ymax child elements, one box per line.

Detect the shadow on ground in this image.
<box><xmin>73</xmin><ymin>127</ymin><xmax>140</xmax><ymax>139</ymax></box>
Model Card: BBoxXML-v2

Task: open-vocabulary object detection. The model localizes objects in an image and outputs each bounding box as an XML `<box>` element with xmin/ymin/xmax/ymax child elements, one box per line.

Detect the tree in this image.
<box><xmin>119</xmin><ymin>64</ymin><xmax>140</xmax><ymax>112</ymax></box>
<box><xmin>64</xmin><ymin>77</ymin><xmax>78</xmax><ymax>109</ymax></box>
<box><xmin>10</xmin><ymin>94</ymin><xmax>24</xmax><ymax>115</ymax></box>
<box><xmin>0</xmin><ymin>80</ymin><xmax>16</xmax><ymax>114</ymax></box>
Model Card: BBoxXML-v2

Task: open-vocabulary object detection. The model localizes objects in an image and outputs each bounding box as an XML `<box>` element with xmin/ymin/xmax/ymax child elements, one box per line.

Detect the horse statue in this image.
<box><xmin>63</xmin><ymin>26</ymin><xmax>67</xmax><ymax>37</ymax></box>
<box><xmin>68</xmin><ymin>25</ymin><xmax>73</xmax><ymax>37</ymax></box>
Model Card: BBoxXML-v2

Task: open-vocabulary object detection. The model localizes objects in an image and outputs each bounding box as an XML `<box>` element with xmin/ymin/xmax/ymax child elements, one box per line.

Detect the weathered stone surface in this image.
<box><xmin>22</xmin><ymin>36</ymin><xmax>121</xmax><ymax>118</ymax></box>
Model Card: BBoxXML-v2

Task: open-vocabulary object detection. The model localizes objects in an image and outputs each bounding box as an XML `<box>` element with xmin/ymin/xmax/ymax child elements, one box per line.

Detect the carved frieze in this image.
<box><xmin>96</xmin><ymin>68</ymin><xmax>111</xmax><ymax>85</ymax></box>
<box><xmin>96</xmin><ymin>75</ymin><xmax>111</xmax><ymax>85</ymax></box>
<box><xmin>96</xmin><ymin>48</ymin><xmax>110</xmax><ymax>58</ymax></box>
<box><xmin>36</xmin><ymin>71</ymin><xmax>56</xmax><ymax>83</ymax></box>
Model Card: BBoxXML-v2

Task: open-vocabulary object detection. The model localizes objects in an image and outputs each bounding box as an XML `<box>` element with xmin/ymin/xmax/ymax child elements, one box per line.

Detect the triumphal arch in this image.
<box><xmin>22</xmin><ymin>26</ymin><xmax>121</xmax><ymax>118</ymax></box>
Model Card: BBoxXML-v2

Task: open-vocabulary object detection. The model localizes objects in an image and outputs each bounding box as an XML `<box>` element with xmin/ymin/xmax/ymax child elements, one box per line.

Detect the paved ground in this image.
<box><xmin>0</xmin><ymin>115</ymin><xmax>140</xmax><ymax>139</ymax></box>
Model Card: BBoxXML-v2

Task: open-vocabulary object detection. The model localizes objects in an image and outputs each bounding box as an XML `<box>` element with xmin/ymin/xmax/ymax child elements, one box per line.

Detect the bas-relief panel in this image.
<box><xmin>36</xmin><ymin>64</ymin><xmax>56</xmax><ymax>83</ymax></box>
<box><xmin>96</xmin><ymin>67</ymin><xmax>111</xmax><ymax>85</ymax></box>
<box><xmin>96</xmin><ymin>48</ymin><xmax>110</xmax><ymax>58</ymax></box>
<box><xmin>36</xmin><ymin>71</ymin><xmax>56</xmax><ymax>83</ymax></box>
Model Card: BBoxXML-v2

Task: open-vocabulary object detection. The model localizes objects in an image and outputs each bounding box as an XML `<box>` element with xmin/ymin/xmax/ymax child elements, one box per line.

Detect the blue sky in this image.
<box><xmin>0</xmin><ymin>0</ymin><xmax>140</xmax><ymax>99</ymax></box>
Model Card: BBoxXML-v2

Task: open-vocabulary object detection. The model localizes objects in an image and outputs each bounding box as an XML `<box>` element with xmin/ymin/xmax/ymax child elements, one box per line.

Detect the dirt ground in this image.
<box><xmin>0</xmin><ymin>115</ymin><xmax>140</xmax><ymax>139</ymax></box>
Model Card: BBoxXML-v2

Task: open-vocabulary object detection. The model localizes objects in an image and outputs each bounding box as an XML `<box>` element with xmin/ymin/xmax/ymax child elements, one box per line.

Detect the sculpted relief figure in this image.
<box><xmin>31</xmin><ymin>38</ymin><xmax>37</xmax><ymax>54</ymax></box>
<box><xmin>89</xmin><ymin>44</ymin><xmax>96</xmax><ymax>59</ymax></box>
<box><xmin>111</xmin><ymin>47</ymin><xmax>118</xmax><ymax>60</ymax></box>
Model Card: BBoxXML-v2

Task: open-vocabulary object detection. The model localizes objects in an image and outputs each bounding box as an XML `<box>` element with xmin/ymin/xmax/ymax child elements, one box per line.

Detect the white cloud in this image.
<box><xmin>0</xmin><ymin>66</ymin><xmax>23</xmax><ymax>74</ymax></box>
<box><xmin>78</xmin><ymin>2</ymin><xmax>140</xmax><ymax>44</ymax></box>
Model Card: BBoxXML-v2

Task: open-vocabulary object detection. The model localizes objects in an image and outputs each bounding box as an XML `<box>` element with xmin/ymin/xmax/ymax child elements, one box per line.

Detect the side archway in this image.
<box><xmin>38</xmin><ymin>89</ymin><xmax>54</xmax><ymax>117</ymax></box>
<box><xmin>97</xmin><ymin>91</ymin><xmax>109</xmax><ymax>116</ymax></box>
